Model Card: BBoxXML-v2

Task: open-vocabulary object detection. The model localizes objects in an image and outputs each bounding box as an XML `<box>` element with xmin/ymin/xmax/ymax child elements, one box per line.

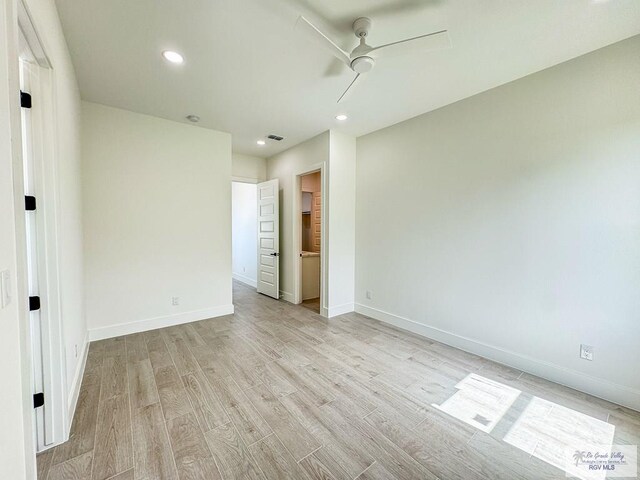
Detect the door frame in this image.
<box><xmin>231</xmin><ymin>179</ymin><xmax>259</xmax><ymax>289</ymax></box>
<box><xmin>18</xmin><ymin>2</ymin><xmax>68</xmax><ymax>450</ymax></box>
<box><xmin>292</xmin><ymin>162</ymin><xmax>328</xmax><ymax>317</ymax></box>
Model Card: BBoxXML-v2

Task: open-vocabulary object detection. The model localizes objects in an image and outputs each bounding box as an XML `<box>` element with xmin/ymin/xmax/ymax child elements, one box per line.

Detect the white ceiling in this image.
<box><xmin>55</xmin><ymin>0</ymin><xmax>640</xmax><ymax>157</ymax></box>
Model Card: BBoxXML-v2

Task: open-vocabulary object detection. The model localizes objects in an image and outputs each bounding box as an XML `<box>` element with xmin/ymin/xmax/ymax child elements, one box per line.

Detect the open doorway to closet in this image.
<box><xmin>231</xmin><ymin>181</ymin><xmax>259</xmax><ymax>289</ymax></box>
<box><xmin>299</xmin><ymin>171</ymin><xmax>321</xmax><ymax>313</ymax></box>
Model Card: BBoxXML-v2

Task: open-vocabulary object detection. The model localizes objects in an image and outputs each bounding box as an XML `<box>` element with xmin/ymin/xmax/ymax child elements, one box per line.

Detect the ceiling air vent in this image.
<box><xmin>267</xmin><ymin>134</ymin><xmax>284</xmax><ymax>141</ymax></box>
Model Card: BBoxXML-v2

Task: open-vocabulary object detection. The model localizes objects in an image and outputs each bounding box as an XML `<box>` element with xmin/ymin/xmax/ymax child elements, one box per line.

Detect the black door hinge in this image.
<box><xmin>29</xmin><ymin>296</ymin><xmax>40</xmax><ymax>311</ymax></box>
<box><xmin>20</xmin><ymin>91</ymin><xmax>32</xmax><ymax>109</ymax></box>
<box><xmin>33</xmin><ymin>392</ymin><xmax>44</xmax><ymax>408</ymax></box>
<box><xmin>25</xmin><ymin>196</ymin><xmax>36</xmax><ymax>211</ymax></box>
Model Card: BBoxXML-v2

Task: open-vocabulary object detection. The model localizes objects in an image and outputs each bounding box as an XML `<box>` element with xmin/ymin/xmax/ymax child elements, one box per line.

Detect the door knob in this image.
<box><xmin>270</xmin><ymin>252</ymin><xmax>280</xmax><ymax>257</ymax></box>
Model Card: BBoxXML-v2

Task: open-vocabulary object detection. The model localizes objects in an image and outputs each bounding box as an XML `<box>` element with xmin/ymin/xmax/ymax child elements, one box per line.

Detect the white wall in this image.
<box><xmin>355</xmin><ymin>36</ymin><xmax>640</xmax><ymax>409</ymax></box>
<box><xmin>267</xmin><ymin>132</ymin><xmax>329</xmax><ymax>304</ymax></box>
<box><xmin>232</xmin><ymin>182</ymin><xmax>258</xmax><ymax>288</ymax></box>
<box><xmin>327</xmin><ymin>131</ymin><xmax>356</xmax><ymax>317</ymax></box>
<box><xmin>267</xmin><ymin>131</ymin><xmax>356</xmax><ymax>317</ymax></box>
<box><xmin>82</xmin><ymin>102</ymin><xmax>233</xmax><ymax>339</ymax></box>
<box><xmin>232</xmin><ymin>152</ymin><xmax>266</xmax><ymax>182</ymax></box>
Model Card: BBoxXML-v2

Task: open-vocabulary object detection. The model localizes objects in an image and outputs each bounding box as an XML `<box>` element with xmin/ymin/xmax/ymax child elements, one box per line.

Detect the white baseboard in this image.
<box><xmin>279</xmin><ymin>290</ymin><xmax>294</xmax><ymax>303</ymax></box>
<box><xmin>355</xmin><ymin>303</ymin><xmax>640</xmax><ymax>412</ymax></box>
<box><xmin>327</xmin><ymin>302</ymin><xmax>354</xmax><ymax>318</ymax></box>
<box><xmin>233</xmin><ymin>273</ymin><xmax>257</xmax><ymax>288</ymax></box>
<box><xmin>88</xmin><ymin>305</ymin><xmax>235</xmax><ymax>341</ymax></box>
<box><xmin>66</xmin><ymin>331</ymin><xmax>89</xmax><ymax>434</ymax></box>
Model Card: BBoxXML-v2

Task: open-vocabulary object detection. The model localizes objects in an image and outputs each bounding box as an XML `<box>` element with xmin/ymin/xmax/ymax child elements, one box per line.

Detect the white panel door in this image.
<box><xmin>257</xmin><ymin>179</ymin><xmax>279</xmax><ymax>298</ymax></box>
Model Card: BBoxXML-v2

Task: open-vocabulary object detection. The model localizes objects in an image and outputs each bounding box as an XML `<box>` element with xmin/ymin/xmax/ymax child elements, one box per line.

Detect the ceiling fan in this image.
<box><xmin>296</xmin><ymin>16</ymin><xmax>451</xmax><ymax>103</ymax></box>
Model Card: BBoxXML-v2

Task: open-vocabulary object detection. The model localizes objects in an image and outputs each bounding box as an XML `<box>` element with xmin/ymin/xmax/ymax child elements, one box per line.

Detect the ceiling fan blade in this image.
<box><xmin>369</xmin><ymin>29</ymin><xmax>450</xmax><ymax>58</ymax></box>
<box><xmin>296</xmin><ymin>16</ymin><xmax>351</xmax><ymax>66</ymax></box>
<box><xmin>337</xmin><ymin>73</ymin><xmax>363</xmax><ymax>104</ymax></box>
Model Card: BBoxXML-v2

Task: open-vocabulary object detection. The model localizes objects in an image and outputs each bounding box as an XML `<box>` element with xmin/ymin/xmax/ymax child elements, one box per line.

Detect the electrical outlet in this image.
<box><xmin>74</xmin><ymin>344</ymin><xmax>78</xmax><ymax>358</ymax></box>
<box><xmin>580</xmin><ymin>344</ymin><xmax>594</xmax><ymax>361</ymax></box>
<box><xmin>171</xmin><ymin>296</ymin><xmax>180</xmax><ymax>306</ymax></box>
<box><xmin>243</xmin><ymin>267</ymin><xmax>246</xmax><ymax>273</ymax></box>
<box><xmin>366</xmin><ymin>291</ymin><xmax>372</xmax><ymax>300</ymax></box>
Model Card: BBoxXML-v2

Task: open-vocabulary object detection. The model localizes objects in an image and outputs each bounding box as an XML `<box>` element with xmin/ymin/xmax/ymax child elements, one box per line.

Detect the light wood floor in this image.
<box><xmin>300</xmin><ymin>297</ymin><xmax>320</xmax><ymax>314</ymax></box>
<box><xmin>37</xmin><ymin>281</ymin><xmax>640</xmax><ymax>480</ymax></box>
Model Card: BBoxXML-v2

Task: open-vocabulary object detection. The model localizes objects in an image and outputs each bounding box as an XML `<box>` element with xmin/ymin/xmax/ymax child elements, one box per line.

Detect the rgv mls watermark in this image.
<box><xmin>565</xmin><ymin>445</ymin><xmax>637</xmax><ymax>479</ymax></box>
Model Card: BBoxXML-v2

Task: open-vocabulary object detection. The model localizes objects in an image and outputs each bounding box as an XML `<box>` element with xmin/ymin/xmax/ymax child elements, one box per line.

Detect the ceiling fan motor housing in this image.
<box><xmin>353</xmin><ymin>17</ymin><xmax>372</xmax><ymax>38</ymax></box>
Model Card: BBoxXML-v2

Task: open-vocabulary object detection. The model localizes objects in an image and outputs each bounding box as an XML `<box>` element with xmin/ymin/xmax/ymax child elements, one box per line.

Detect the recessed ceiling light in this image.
<box><xmin>335</xmin><ymin>114</ymin><xmax>348</xmax><ymax>121</ymax></box>
<box><xmin>162</xmin><ymin>50</ymin><xmax>184</xmax><ymax>64</ymax></box>
<box><xmin>257</xmin><ymin>140</ymin><xmax>266</xmax><ymax>146</ymax></box>
<box><xmin>186</xmin><ymin>115</ymin><xmax>200</xmax><ymax>123</ymax></box>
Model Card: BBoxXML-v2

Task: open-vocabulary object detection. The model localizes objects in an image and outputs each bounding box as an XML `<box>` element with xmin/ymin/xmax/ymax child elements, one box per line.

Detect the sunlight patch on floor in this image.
<box><xmin>432</xmin><ymin>373</ymin><xmax>521</xmax><ymax>433</ymax></box>
<box><xmin>504</xmin><ymin>396</ymin><xmax>615</xmax><ymax>480</ymax></box>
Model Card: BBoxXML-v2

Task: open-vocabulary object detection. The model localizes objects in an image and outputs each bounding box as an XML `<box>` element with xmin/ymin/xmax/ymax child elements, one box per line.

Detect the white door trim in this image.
<box><xmin>292</xmin><ymin>162</ymin><xmax>328</xmax><ymax>317</ymax></box>
<box><xmin>18</xmin><ymin>4</ymin><xmax>68</xmax><ymax>450</ymax></box>
<box><xmin>232</xmin><ymin>175</ymin><xmax>260</xmax><ymax>184</ymax></box>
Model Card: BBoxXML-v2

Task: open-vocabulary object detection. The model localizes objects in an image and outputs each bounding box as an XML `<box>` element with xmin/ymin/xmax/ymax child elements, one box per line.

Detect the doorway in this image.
<box><xmin>231</xmin><ymin>178</ymin><xmax>280</xmax><ymax>300</ymax></box>
<box><xmin>231</xmin><ymin>181</ymin><xmax>259</xmax><ymax>289</ymax></box>
<box><xmin>299</xmin><ymin>171</ymin><xmax>321</xmax><ymax>313</ymax></box>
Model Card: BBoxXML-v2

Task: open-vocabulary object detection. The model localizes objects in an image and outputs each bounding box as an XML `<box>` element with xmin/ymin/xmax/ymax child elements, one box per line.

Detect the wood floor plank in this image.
<box><xmin>206</xmin><ymin>375</ymin><xmax>273</xmax><ymax>445</ymax></box>
<box><xmin>125</xmin><ymin>333</ymin><xmax>149</xmax><ymax>364</ymax></box>
<box><xmin>252</xmin><ymin>361</ymin><xmax>298</xmax><ymax>398</ymax></box>
<box><xmin>468</xmin><ymin>429</ymin><xmax>561</xmax><ymax>480</ymax></box>
<box><xmin>165</xmin><ymin>337</ymin><xmax>200</xmax><ymax>376</ymax></box>
<box><xmin>247</xmin><ymin>434</ymin><xmax>311</xmax><ymax>480</ymax></box>
<box><xmin>355</xmin><ymin>461</ymin><xmax>391</xmax><ymax>480</ymax></box>
<box><xmin>178</xmin><ymin>324</ymin><xmax>207</xmax><ymax>348</ymax></box>
<box><xmin>157</xmin><ymin>379</ymin><xmax>194</xmax><ymax>421</ymax></box>
<box><xmin>91</xmin><ymin>393</ymin><xmax>132</xmax><ymax>480</ymax></box>
<box><xmin>330</xmin><ymin>399</ymin><xmax>439</xmax><ymax>480</ymax></box>
<box><xmin>304</xmin><ymin>365</ymin><xmax>377</xmax><ymax>417</ymax></box>
<box><xmin>363</xmin><ymin>408</ymin><xmax>476</xmax><ymax>480</ymax></box>
<box><xmin>181</xmin><ymin>369</ymin><xmax>230</xmax><ymax>431</ymax></box>
<box><xmin>166</xmin><ymin>413</ymin><xmax>223</xmax><ymax>480</ymax></box>
<box><xmin>204</xmin><ymin>423</ymin><xmax>263</xmax><ymax>480</ymax></box>
<box><xmin>100</xmin><ymin>355</ymin><xmax>127</xmax><ymax>400</ymax></box>
<box><xmin>128</xmin><ymin>359</ymin><xmax>159</xmax><ymax>413</ymax></box>
<box><xmin>216</xmin><ymin>351</ymin><xmax>263</xmax><ymax>389</ymax></box>
<box><xmin>240</xmin><ymin>333</ymin><xmax>282</xmax><ymax>361</ymax></box>
<box><xmin>83</xmin><ymin>349</ymin><xmax>104</xmax><ymax>387</ymax></box>
<box><xmin>269</xmin><ymin>358</ymin><xmax>334</xmax><ymax>407</ymax></box>
<box><xmin>104</xmin><ymin>469</ymin><xmax>133</xmax><ymax>480</ymax></box>
<box><xmin>190</xmin><ymin>345</ymin><xmax>223</xmax><ymax>372</ymax></box>
<box><xmin>313</xmin><ymin>340</ymin><xmax>382</xmax><ymax>378</ymax></box>
<box><xmin>52</xmin><ymin>381</ymin><xmax>101</xmax><ymax>465</ymax></box>
<box><xmin>102</xmin><ymin>337</ymin><xmax>126</xmax><ymax>358</ymax></box>
<box><xmin>153</xmin><ymin>365</ymin><xmax>181</xmax><ymax>388</ymax></box>
<box><xmin>279</xmin><ymin>392</ymin><xmax>375</xmax><ymax>479</ymax></box>
<box><xmin>145</xmin><ymin>336</ymin><xmax>174</xmax><ymax>371</ymax></box>
<box><xmin>298</xmin><ymin>452</ymin><xmax>343</xmax><ymax>480</ymax></box>
<box><xmin>36</xmin><ymin>448</ymin><xmax>55</xmax><ymax>480</ymax></box>
<box><xmin>48</xmin><ymin>451</ymin><xmax>93</xmax><ymax>480</ymax></box>
<box><xmin>243</xmin><ymin>383</ymin><xmax>321</xmax><ymax>462</ymax></box>
<box><xmin>131</xmin><ymin>403</ymin><xmax>178</xmax><ymax>480</ymax></box>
